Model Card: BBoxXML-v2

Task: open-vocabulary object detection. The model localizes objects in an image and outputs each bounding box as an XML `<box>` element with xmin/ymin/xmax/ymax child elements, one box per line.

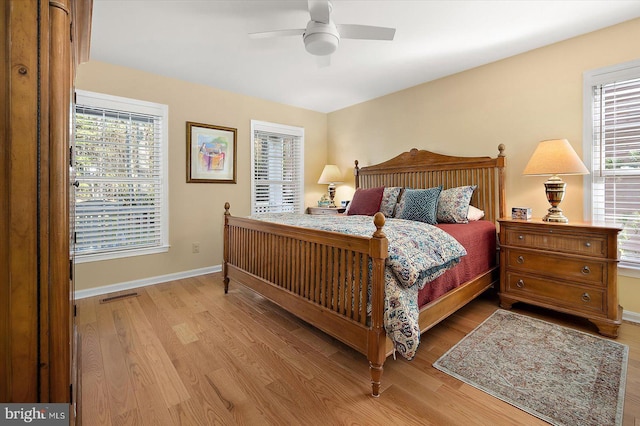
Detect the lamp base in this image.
<box><xmin>542</xmin><ymin>207</ymin><xmax>568</xmax><ymax>223</ymax></box>
<box><xmin>543</xmin><ymin>176</ymin><xmax>568</xmax><ymax>223</ymax></box>
<box><xmin>328</xmin><ymin>183</ymin><xmax>337</xmax><ymax>208</ymax></box>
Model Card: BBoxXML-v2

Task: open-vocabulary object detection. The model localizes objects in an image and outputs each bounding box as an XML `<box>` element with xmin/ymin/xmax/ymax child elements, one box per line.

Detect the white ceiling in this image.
<box><xmin>90</xmin><ymin>1</ymin><xmax>640</xmax><ymax>113</ymax></box>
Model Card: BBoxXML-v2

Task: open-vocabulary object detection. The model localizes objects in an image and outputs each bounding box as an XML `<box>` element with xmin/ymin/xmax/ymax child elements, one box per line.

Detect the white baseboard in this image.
<box><xmin>74</xmin><ymin>266</ymin><xmax>640</xmax><ymax>326</ymax></box>
<box><xmin>74</xmin><ymin>265</ymin><xmax>222</xmax><ymax>300</ymax></box>
<box><xmin>623</xmin><ymin>309</ymin><xmax>640</xmax><ymax>324</ymax></box>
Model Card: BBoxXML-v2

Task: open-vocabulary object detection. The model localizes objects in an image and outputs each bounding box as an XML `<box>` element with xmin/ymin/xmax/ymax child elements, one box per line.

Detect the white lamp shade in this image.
<box><xmin>318</xmin><ymin>164</ymin><xmax>343</xmax><ymax>184</ymax></box>
<box><xmin>523</xmin><ymin>139</ymin><xmax>590</xmax><ymax>176</ymax></box>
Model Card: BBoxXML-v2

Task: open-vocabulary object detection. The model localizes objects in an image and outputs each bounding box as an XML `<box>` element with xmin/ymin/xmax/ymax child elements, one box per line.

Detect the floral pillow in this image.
<box><xmin>395</xmin><ymin>186</ymin><xmax>442</xmax><ymax>225</ymax></box>
<box><xmin>379</xmin><ymin>187</ymin><xmax>402</xmax><ymax>217</ymax></box>
<box><xmin>437</xmin><ymin>185</ymin><xmax>477</xmax><ymax>224</ymax></box>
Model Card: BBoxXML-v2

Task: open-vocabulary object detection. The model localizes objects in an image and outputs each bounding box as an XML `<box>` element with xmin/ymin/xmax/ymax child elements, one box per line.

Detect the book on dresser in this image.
<box><xmin>498</xmin><ymin>218</ymin><xmax>622</xmax><ymax>337</ymax></box>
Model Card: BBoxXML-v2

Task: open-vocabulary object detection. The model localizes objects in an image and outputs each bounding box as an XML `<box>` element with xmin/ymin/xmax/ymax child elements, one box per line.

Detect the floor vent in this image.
<box><xmin>99</xmin><ymin>292</ymin><xmax>139</xmax><ymax>304</ymax></box>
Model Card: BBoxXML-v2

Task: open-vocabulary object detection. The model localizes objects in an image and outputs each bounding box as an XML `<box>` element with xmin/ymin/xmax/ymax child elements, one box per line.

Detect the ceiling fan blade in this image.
<box><xmin>249</xmin><ymin>29</ymin><xmax>305</xmax><ymax>39</ymax></box>
<box><xmin>308</xmin><ymin>0</ymin><xmax>330</xmax><ymax>24</ymax></box>
<box><xmin>336</xmin><ymin>24</ymin><xmax>396</xmax><ymax>41</ymax></box>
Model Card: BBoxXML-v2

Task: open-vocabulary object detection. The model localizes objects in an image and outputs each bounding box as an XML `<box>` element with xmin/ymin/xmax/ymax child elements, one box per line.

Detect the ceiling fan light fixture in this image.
<box><xmin>304</xmin><ymin>21</ymin><xmax>340</xmax><ymax>56</ymax></box>
<box><xmin>250</xmin><ymin>1</ymin><xmax>395</xmax><ymax>60</ymax></box>
<box><xmin>304</xmin><ymin>32</ymin><xmax>339</xmax><ymax>55</ymax></box>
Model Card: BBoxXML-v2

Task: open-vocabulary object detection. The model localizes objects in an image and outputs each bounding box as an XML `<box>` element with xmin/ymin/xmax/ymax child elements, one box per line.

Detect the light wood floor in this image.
<box><xmin>77</xmin><ymin>273</ymin><xmax>640</xmax><ymax>425</ymax></box>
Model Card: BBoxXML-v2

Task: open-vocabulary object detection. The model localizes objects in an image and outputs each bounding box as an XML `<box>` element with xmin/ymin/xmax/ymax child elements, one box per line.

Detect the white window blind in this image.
<box><xmin>588</xmin><ymin>67</ymin><xmax>640</xmax><ymax>270</ymax></box>
<box><xmin>251</xmin><ymin>121</ymin><xmax>304</xmax><ymax>214</ymax></box>
<box><xmin>74</xmin><ymin>91</ymin><xmax>169</xmax><ymax>262</ymax></box>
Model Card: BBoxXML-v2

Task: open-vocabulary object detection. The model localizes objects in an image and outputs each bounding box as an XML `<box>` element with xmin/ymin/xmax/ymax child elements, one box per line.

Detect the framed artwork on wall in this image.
<box><xmin>186</xmin><ymin>121</ymin><xmax>237</xmax><ymax>183</ymax></box>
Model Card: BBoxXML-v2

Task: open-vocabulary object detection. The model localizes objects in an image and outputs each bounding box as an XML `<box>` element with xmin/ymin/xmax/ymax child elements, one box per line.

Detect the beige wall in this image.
<box><xmin>75</xmin><ymin>61</ymin><xmax>328</xmax><ymax>291</ymax></box>
<box><xmin>327</xmin><ymin>18</ymin><xmax>640</xmax><ymax>313</ymax></box>
<box><xmin>76</xmin><ymin>18</ymin><xmax>640</xmax><ymax>313</ymax></box>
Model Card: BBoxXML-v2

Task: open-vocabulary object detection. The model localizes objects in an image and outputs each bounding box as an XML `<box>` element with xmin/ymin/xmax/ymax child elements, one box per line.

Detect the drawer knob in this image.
<box><xmin>516</xmin><ymin>256</ymin><xmax>524</xmax><ymax>264</ymax></box>
<box><xmin>581</xmin><ymin>266</ymin><xmax>591</xmax><ymax>274</ymax></box>
<box><xmin>516</xmin><ymin>279</ymin><xmax>525</xmax><ymax>288</ymax></box>
<box><xmin>585</xmin><ymin>242</ymin><xmax>591</xmax><ymax>248</ymax></box>
<box><xmin>518</xmin><ymin>235</ymin><xmax>524</xmax><ymax>240</ymax></box>
<box><xmin>581</xmin><ymin>293</ymin><xmax>591</xmax><ymax>303</ymax></box>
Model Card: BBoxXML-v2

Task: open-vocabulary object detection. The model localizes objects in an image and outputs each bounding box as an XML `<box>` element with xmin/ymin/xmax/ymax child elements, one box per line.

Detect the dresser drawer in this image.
<box><xmin>504</xmin><ymin>272</ymin><xmax>605</xmax><ymax>314</ymax></box>
<box><xmin>503</xmin><ymin>228</ymin><xmax>607</xmax><ymax>258</ymax></box>
<box><xmin>504</xmin><ymin>249</ymin><xmax>606</xmax><ymax>286</ymax></box>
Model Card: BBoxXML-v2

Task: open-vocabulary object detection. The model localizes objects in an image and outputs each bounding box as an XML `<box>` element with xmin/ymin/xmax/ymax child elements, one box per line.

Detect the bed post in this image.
<box><xmin>368</xmin><ymin>212</ymin><xmax>388</xmax><ymax>397</ymax></box>
<box><xmin>497</xmin><ymin>144</ymin><xmax>507</xmax><ymax>219</ymax></box>
<box><xmin>223</xmin><ymin>202</ymin><xmax>231</xmax><ymax>294</ymax></box>
<box><xmin>354</xmin><ymin>160</ymin><xmax>360</xmax><ymax>189</ymax></box>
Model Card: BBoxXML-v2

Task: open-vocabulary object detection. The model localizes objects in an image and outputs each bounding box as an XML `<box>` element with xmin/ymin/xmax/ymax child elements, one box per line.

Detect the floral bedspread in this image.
<box><xmin>250</xmin><ymin>213</ymin><xmax>467</xmax><ymax>360</ymax></box>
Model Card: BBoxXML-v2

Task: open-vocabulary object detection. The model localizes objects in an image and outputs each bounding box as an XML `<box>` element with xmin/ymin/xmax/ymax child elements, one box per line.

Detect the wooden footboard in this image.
<box><xmin>223</xmin><ymin>203</ymin><xmax>389</xmax><ymax>396</ymax></box>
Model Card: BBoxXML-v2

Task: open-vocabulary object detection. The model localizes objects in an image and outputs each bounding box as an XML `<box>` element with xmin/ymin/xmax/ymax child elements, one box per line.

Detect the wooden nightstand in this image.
<box><xmin>307</xmin><ymin>206</ymin><xmax>346</xmax><ymax>215</ymax></box>
<box><xmin>498</xmin><ymin>218</ymin><xmax>622</xmax><ymax>337</ymax></box>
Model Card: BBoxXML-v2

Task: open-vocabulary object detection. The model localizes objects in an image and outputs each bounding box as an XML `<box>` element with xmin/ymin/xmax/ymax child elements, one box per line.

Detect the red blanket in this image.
<box><xmin>418</xmin><ymin>220</ymin><xmax>497</xmax><ymax>307</ymax></box>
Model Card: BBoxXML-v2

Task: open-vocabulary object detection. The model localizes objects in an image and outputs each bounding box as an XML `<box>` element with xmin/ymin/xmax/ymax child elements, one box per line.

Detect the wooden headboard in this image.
<box><xmin>355</xmin><ymin>145</ymin><xmax>506</xmax><ymax>224</ymax></box>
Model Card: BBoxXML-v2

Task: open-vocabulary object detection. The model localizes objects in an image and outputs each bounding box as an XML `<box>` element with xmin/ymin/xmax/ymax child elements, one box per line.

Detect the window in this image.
<box><xmin>251</xmin><ymin>120</ymin><xmax>304</xmax><ymax>214</ymax></box>
<box><xmin>74</xmin><ymin>90</ymin><xmax>169</xmax><ymax>262</ymax></box>
<box><xmin>584</xmin><ymin>60</ymin><xmax>640</xmax><ymax>272</ymax></box>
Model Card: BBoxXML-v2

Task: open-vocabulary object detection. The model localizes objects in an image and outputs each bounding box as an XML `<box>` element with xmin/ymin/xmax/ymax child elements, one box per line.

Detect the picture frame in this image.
<box><xmin>186</xmin><ymin>121</ymin><xmax>237</xmax><ymax>183</ymax></box>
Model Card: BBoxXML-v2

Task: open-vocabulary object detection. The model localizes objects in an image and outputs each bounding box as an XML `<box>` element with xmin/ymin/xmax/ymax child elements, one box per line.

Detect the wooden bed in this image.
<box><xmin>223</xmin><ymin>145</ymin><xmax>506</xmax><ymax>396</ymax></box>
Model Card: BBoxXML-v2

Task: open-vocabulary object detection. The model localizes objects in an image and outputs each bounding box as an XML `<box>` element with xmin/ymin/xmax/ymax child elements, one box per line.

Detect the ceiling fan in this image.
<box><xmin>249</xmin><ymin>0</ymin><xmax>396</xmax><ymax>58</ymax></box>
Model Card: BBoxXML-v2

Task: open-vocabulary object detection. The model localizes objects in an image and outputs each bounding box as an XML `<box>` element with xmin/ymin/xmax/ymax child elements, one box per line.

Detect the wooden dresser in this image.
<box><xmin>498</xmin><ymin>218</ymin><xmax>622</xmax><ymax>337</ymax></box>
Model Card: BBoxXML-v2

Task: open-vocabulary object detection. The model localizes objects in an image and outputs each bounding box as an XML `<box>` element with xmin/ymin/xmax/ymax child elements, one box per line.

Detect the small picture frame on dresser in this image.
<box><xmin>511</xmin><ymin>207</ymin><xmax>532</xmax><ymax>220</ymax></box>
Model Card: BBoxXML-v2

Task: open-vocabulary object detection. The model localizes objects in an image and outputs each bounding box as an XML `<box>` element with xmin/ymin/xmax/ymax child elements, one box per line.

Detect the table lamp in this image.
<box><xmin>317</xmin><ymin>164</ymin><xmax>343</xmax><ymax>208</ymax></box>
<box><xmin>523</xmin><ymin>139</ymin><xmax>589</xmax><ymax>223</ymax></box>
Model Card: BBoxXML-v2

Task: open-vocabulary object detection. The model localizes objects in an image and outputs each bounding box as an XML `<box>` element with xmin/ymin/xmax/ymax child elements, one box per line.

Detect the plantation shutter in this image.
<box><xmin>75</xmin><ymin>97</ymin><xmax>167</xmax><ymax>258</ymax></box>
<box><xmin>592</xmin><ymin>76</ymin><xmax>640</xmax><ymax>268</ymax></box>
<box><xmin>251</xmin><ymin>121</ymin><xmax>304</xmax><ymax>214</ymax></box>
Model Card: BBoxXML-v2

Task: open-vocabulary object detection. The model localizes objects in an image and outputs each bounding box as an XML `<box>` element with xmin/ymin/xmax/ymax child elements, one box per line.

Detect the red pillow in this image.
<box><xmin>347</xmin><ymin>187</ymin><xmax>385</xmax><ymax>216</ymax></box>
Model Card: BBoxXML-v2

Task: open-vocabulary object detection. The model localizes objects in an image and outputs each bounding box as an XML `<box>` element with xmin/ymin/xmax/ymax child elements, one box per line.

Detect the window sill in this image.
<box><xmin>619</xmin><ymin>266</ymin><xmax>640</xmax><ymax>279</ymax></box>
<box><xmin>75</xmin><ymin>244</ymin><xmax>170</xmax><ymax>264</ymax></box>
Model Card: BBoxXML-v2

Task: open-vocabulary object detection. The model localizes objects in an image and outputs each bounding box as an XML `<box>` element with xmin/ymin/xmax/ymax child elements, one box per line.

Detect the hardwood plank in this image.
<box><xmin>113</xmin><ymin>408</ymin><xmax>142</xmax><ymax>426</ymax></box>
<box><xmin>134</xmin><ymin>291</ymin><xmax>185</xmax><ymax>362</ymax></box>
<box><xmin>168</xmin><ymin>279</ymin><xmax>208</xmax><ymax>313</ymax></box>
<box><xmin>170</xmin><ymin>355</ymin><xmax>237</xmax><ymax>425</ymax></box>
<box><xmin>205</xmin><ymin>365</ymin><xmax>273</xmax><ymax>424</ymax></box>
<box><xmin>81</xmin><ymin>374</ymin><xmax>113</xmax><ymax>426</ymax></box>
<box><xmin>80</xmin><ymin>273</ymin><xmax>640</xmax><ymax>425</ymax></box>
<box><xmin>95</xmin><ymin>302</ymin><xmax>138</xmax><ymax>418</ymax></box>
<box><xmin>123</xmin><ymin>298</ymin><xmax>190</xmax><ymax>407</ymax></box>
<box><xmin>79</xmin><ymin>323</ymin><xmax>112</xmax><ymax>425</ymax></box>
<box><xmin>167</xmin><ymin>398</ymin><xmax>210</xmax><ymax>426</ymax></box>
<box><xmin>76</xmin><ymin>297</ymin><xmax>97</xmax><ymax>326</ymax></box>
<box><xmin>110</xmin><ymin>306</ymin><xmax>173</xmax><ymax>426</ymax></box>
<box><xmin>144</xmin><ymin>285</ymin><xmax>184</xmax><ymax>327</ymax></box>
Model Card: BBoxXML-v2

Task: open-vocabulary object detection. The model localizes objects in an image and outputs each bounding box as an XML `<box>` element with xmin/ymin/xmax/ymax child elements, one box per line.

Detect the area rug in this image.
<box><xmin>433</xmin><ymin>309</ymin><xmax>628</xmax><ymax>426</ymax></box>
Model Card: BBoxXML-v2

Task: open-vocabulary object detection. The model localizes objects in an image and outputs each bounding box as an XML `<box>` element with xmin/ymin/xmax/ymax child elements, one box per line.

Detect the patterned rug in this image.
<box><xmin>433</xmin><ymin>309</ymin><xmax>628</xmax><ymax>426</ymax></box>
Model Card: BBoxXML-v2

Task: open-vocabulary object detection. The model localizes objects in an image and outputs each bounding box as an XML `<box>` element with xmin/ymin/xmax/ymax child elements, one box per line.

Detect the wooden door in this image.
<box><xmin>0</xmin><ymin>0</ymin><xmax>92</xmax><ymax>408</ymax></box>
<box><xmin>0</xmin><ymin>0</ymin><xmax>42</xmax><ymax>402</ymax></box>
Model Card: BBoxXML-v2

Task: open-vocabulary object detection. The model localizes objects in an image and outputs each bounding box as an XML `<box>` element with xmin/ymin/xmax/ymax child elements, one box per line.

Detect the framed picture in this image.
<box><xmin>186</xmin><ymin>121</ymin><xmax>237</xmax><ymax>183</ymax></box>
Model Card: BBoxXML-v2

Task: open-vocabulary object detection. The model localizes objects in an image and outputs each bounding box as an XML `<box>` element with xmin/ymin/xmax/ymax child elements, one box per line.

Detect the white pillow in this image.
<box><xmin>467</xmin><ymin>205</ymin><xmax>485</xmax><ymax>221</ymax></box>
